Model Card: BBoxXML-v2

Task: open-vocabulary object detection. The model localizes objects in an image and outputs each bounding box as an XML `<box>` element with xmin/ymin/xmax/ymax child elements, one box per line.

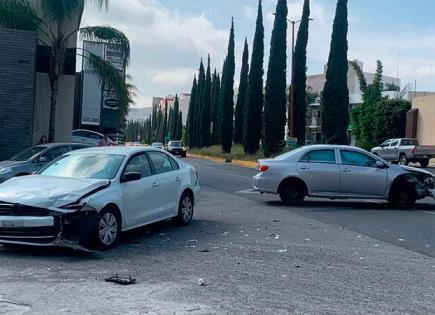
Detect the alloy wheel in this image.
<box><xmin>181</xmin><ymin>196</ymin><xmax>193</xmax><ymax>222</ymax></box>
<box><xmin>98</xmin><ymin>213</ymin><xmax>118</xmax><ymax>246</ymax></box>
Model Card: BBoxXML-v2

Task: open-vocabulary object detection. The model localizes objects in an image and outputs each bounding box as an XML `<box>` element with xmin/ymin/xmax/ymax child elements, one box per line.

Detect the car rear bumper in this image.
<box><xmin>253</xmin><ymin>173</ymin><xmax>279</xmax><ymax>194</ymax></box>
<box><xmin>168</xmin><ymin>149</ymin><xmax>186</xmax><ymax>157</ymax></box>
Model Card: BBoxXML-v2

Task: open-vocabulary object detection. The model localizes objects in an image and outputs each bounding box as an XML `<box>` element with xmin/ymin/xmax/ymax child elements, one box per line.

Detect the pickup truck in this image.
<box><xmin>371</xmin><ymin>138</ymin><xmax>435</xmax><ymax>168</ymax></box>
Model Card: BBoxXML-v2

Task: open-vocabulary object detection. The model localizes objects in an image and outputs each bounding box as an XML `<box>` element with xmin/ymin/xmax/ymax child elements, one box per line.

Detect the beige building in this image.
<box><xmin>407</xmin><ymin>96</ymin><xmax>435</xmax><ymax>146</ymax></box>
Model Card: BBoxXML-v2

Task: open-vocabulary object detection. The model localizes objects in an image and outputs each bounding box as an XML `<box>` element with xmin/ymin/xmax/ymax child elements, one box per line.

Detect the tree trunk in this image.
<box><xmin>48</xmin><ymin>76</ymin><xmax>59</xmax><ymax>143</ymax></box>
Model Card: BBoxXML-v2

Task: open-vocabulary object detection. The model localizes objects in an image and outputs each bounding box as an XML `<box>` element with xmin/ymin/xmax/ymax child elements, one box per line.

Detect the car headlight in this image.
<box><xmin>0</xmin><ymin>167</ymin><xmax>12</xmax><ymax>176</ymax></box>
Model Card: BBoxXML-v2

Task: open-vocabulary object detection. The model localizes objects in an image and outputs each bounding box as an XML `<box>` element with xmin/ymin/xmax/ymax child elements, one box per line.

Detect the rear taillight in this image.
<box><xmin>411</xmin><ymin>146</ymin><xmax>417</xmax><ymax>154</ymax></box>
<box><xmin>258</xmin><ymin>165</ymin><xmax>269</xmax><ymax>172</ymax></box>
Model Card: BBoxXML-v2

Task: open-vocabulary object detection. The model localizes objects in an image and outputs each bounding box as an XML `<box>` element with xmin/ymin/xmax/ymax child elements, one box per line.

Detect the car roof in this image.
<box><xmin>303</xmin><ymin>144</ymin><xmax>367</xmax><ymax>151</ymax></box>
<box><xmin>72</xmin><ymin>129</ymin><xmax>104</xmax><ymax>136</ymax></box>
<box><xmin>34</xmin><ymin>143</ymin><xmax>89</xmax><ymax>148</ymax></box>
<box><xmin>68</xmin><ymin>146</ymin><xmax>162</xmax><ymax>155</ymax></box>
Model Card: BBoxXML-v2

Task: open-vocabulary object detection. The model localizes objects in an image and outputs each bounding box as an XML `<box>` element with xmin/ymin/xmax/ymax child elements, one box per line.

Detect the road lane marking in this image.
<box><xmin>227</xmin><ymin>174</ymin><xmax>251</xmax><ymax>179</ymax></box>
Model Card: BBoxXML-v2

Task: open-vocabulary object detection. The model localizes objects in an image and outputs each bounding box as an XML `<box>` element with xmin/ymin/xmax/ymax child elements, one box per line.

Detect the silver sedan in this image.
<box><xmin>253</xmin><ymin>145</ymin><xmax>435</xmax><ymax>209</ymax></box>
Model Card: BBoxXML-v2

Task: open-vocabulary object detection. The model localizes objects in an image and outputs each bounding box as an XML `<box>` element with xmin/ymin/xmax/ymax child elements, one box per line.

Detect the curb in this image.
<box><xmin>187</xmin><ymin>153</ymin><xmax>257</xmax><ymax>169</ymax></box>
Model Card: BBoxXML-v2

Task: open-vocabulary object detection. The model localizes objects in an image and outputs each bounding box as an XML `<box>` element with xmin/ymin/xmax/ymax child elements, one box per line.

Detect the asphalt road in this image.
<box><xmin>0</xmin><ymin>159</ymin><xmax>434</xmax><ymax>313</ymax></box>
<box><xmin>187</xmin><ymin>158</ymin><xmax>435</xmax><ymax>258</ymax></box>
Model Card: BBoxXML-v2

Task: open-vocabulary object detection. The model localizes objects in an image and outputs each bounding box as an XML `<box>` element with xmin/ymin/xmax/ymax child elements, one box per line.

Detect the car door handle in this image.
<box><xmin>175</xmin><ymin>176</ymin><xmax>181</xmax><ymax>182</ymax></box>
<box><xmin>152</xmin><ymin>182</ymin><xmax>159</xmax><ymax>187</ymax></box>
<box><xmin>342</xmin><ymin>168</ymin><xmax>352</xmax><ymax>173</ymax></box>
<box><xmin>299</xmin><ymin>166</ymin><xmax>310</xmax><ymax>170</ymax></box>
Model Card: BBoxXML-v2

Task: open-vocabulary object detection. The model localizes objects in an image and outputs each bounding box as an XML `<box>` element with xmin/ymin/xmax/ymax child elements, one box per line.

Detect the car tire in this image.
<box><xmin>420</xmin><ymin>159</ymin><xmax>429</xmax><ymax>168</ymax></box>
<box><xmin>173</xmin><ymin>192</ymin><xmax>194</xmax><ymax>226</ymax></box>
<box><xmin>399</xmin><ymin>154</ymin><xmax>409</xmax><ymax>166</ymax></box>
<box><xmin>279</xmin><ymin>183</ymin><xmax>305</xmax><ymax>206</ymax></box>
<box><xmin>389</xmin><ymin>186</ymin><xmax>416</xmax><ymax>209</ymax></box>
<box><xmin>92</xmin><ymin>207</ymin><xmax>122</xmax><ymax>250</ymax></box>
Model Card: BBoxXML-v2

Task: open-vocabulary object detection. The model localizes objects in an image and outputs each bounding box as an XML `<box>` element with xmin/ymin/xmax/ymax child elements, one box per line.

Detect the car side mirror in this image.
<box><xmin>121</xmin><ymin>172</ymin><xmax>141</xmax><ymax>183</ymax></box>
<box><xmin>376</xmin><ymin>161</ymin><xmax>387</xmax><ymax>169</ymax></box>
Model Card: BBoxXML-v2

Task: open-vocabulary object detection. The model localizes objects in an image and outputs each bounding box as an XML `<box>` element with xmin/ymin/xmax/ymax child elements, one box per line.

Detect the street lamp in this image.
<box><xmin>274</xmin><ymin>13</ymin><xmax>313</xmax><ymax>140</ymax></box>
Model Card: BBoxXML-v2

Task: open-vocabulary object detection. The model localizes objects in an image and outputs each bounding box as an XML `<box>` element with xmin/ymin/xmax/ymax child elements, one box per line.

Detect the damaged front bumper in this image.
<box><xmin>0</xmin><ymin>202</ymin><xmax>97</xmax><ymax>249</ymax></box>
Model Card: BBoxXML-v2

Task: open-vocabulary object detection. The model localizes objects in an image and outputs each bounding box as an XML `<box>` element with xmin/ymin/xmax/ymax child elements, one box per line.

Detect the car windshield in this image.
<box><xmin>152</xmin><ymin>143</ymin><xmax>163</xmax><ymax>147</ymax></box>
<box><xmin>39</xmin><ymin>154</ymin><xmax>125</xmax><ymax>180</ymax></box>
<box><xmin>10</xmin><ymin>146</ymin><xmax>47</xmax><ymax>161</ymax></box>
<box><xmin>168</xmin><ymin>141</ymin><xmax>183</xmax><ymax>147</ymax></box>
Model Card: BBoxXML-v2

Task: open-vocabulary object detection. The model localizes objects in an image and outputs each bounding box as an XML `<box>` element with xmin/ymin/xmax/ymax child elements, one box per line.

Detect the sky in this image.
<box><xmin>81</xmin><ymin>0</ymin><xmax>435</xmax><ymax>108</ymax></box>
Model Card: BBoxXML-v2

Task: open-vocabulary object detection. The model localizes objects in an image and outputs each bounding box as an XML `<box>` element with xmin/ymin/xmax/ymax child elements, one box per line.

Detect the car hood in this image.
<box><xmin>0</xmin><ymin>175</ymin><xmax>110</xmax><ymax>209</ymax></box>
<box><xmin>400</xmin><ymin>165</ymin><xmax>434</xmax><ymax>177</ymax></box>
<box><xmin>0</xmin><ymin>160</ymin><xmax>24</xmax><ymax>168</ymax></box>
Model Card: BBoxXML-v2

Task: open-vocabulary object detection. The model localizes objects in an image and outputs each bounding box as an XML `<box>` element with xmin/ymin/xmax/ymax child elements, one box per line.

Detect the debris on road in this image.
<box><xmin>198</xmin><ymin>278</ymin><xmax>207</xmax><ymax>286</ymax></box>
<box><xmin>105</xmin><ymin>274</ymin><xmax>137</xmax><ymax>285</ymax></box>
<box><xmin>278</xmin><ymin>249</ymin><xmax>288</xmax><ymax>253</ymax></box>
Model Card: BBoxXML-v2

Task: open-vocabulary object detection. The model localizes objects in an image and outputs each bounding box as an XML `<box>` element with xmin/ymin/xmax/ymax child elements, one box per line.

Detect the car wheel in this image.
<box><xmin>173</xmin><ymin>192</ymin><xmax>194</xmax><ymax>226</ymax></box>
<box><xmin>399</xmin><ymin>154</ymin><xmax>408</xmax><ymax>166</ymax></box>
<box><xmin>279</xmin><ymin>183</ymin><xmax>305</xmax><ymax>206</ymax></box>
<box><xmin>420</xmin><ymin>159</ymin><xmax>429</xmax><ymax>168</ymax></box>
<box><xmin>389</xmin><ymin>186</ymin><xmax>416</xmax><ymax>209</ymax></box>
<box><xmin>92</xmin><ymin>207</ymin><xmax>121</xmax><ymax>250</ymax></box>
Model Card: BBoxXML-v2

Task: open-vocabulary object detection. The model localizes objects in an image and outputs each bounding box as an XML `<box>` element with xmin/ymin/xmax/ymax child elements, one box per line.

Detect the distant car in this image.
<box><xmin>0</xmin><ymin>143</ymin><xmax>90</xmax><ymax>184</ymax></box>
<box><xmin>371</xmin><ymin>138</ymin><xmax>435</xmax><ymax>168</ymax></box>
<box><xmin>151</xmin><ymin>142</ymin><xmax>164</xmax><ymax>150</ymax></box>
<box><xmin>0</xmin><ymin>147</ymin><xmax>200</xmax><ymax>250</ymax></box>
<box><xmin>167</xmin><ymin>141</ymin><xmax>187</xmax><ymax>157</ymax></box>
<box><xmin>253</xmin><ymin>145</ymin><xmax>435</xmax><ymax>209</ymax></box>
<box><xmin>72</xmin><ymin>129</ymin><xmax>118</xmax><ymax>146</ymax></box>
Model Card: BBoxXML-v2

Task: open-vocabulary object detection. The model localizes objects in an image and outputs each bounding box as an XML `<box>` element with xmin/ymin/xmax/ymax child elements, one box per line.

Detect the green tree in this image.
<box><xmin>199</xmin><ymin>56</ymin><xmax>212</xmax><ymax>147</ymax></box>
<box><xmin>321</xmin><ymin>0</ymin><xmax>349</xmax><ymax>145</ymax></box>
<box><xmin>372</xmin><ymin>99</ymin><xmax>410</xmax><ymax>145</ymax></box>
<box><xmin>263</xmin><ymin>0</ymin><xmax>287</xmax><ymax>156</ymax></box>
<box><xmin>185</xmin><ymin>76</ymin><xmax>197</xmax><ymax>147</ymax></box>
<box><xmin>170</xmin><ymin>94</ymin><xmax>180</xmax><ymax>139</ymax></box>
<box><xmin>350</xmin><ymin>60</ymin><xmax>384</xmax><ymax>149</ymax></box>
<box><xmin>0</xmin><ymin>0</ymin><xmax>131</xmax><ymax>142</ymax></box>
<box><xmin>244</xmin><ymin>0</ymin><xmax>264</xmax><ymax>154</ymax></box>
<box><xmin>210</xmin><ymin>71</ymin><xmax>221</xmax><ymax>145</ymax></box>
<box><xmin>176</xmin><ymin>112</ymin><xmax>183</xmax><ymax>141</ymax></box>
<box><xmin>220</xmin><ymin>19</ymin><xmax>236</xmax><ymax>153</ymax></box>
<box><xmin>293</xmin><ymin>0</ymin><xmax>311</xmax><ymax>146</ymax></box>
<box><xmin>193</xmin><ymin>60</ymin><xmax>205</xmax><ymax>147</ymax></box>
<box><xmin>234</xmin><ymin>38</ymin><xmax>249</xmax><ymax>144</ymax></box>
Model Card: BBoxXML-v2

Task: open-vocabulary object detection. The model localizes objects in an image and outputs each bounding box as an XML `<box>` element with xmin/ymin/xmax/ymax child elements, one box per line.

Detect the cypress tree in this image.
<box><xmin>220</xmin><ymin>19</ymin><xmax>236</xmax><ymax>153</ymax></box>
<box><xmin>151</xmin><ymin>104</ymin><xmax>157</xmax><ymax>141</ymax></box>
<box><xmin>244</xmin><ymin>0</ymin><xmax>264</xmax><ymax>154</ymax></box>
<box><xmin>211</xmin><ymin>71</ymin><xmax>221</xmax><ymax>145</ymax></box>
<box><xmin>199</xmin><ymin>55</ymin><xmax>212</xmax><ymax>147</ymax></box>
<box><xmin>263</xmin><ymin>0</ymin><xmax>288</xmax><ymax>156</ymax></box>
<box><xmin>293</xmin><ymin>0</ymin><xmax>310</xmax><ymax>146</ymax></box>
<box><xmin>176</xmin><ymin>112</ymin><xmax>183</xmax><ymax>141</ymax></box>
<box><xmin>194</xmin><ymin>60</ymin><xmax>206</xmax><ymax>147</ymax></box>
<box><xmin>186</xmin><ymin>76</ymin><xmax>197</xmax><ymax>147</ymax></box>
<box><xmin>168</xmin><ymin>107</ymin><xmax>174</xmax><ymax>139</ymax></box>
<box><xmin>234</xmin><ymin>38</ymin><xmax>249</xmax><ymax>145</ymax></box>
<box><xmin>171</xmin><ymin>94</ymin><xmax>180</xmax><ymax>139</ymax></box>
<box><xmin>321</xmin><ymin>0</ymin><xmax>349</xmax><ymax>144</ymax></box>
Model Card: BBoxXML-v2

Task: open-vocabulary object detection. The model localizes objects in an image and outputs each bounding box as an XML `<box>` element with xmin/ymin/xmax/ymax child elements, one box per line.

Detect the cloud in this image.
<box><xmin>151</xmin><ymin>67</ymin><xmax>197</xmax><ymax>86</ymax></box>
<box><xmin>243</xmin><ymin>5</ymin><xmax>256</xmax><ymax>20</ymax></box>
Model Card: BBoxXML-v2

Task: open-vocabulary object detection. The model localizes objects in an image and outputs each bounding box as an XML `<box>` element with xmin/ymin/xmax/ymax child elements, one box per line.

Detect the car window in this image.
<box><xmin>400</xmin><ymin>139</ymin><xmax>418</xmax><ymax>146</ymax></box>
<box><xmin>389</xmin><ymin>140</ymin><xmax>399</xmax><ymax>146</ymax></box>
<box><xmin>41</xmin><ymin>146</ymin><xmax>69</xmax><ymax>162</ymax></box>
<box><xmin>381</xmin><ymin>140</ymin><xmax>390</xmax><ymax>147</ymax></box>
<box><xmin>124</xmin><ymin>154</ymin><xmax>152</xmax><ymax>178</ymax></box>
<box><xmin>73</xmin><ymin>131</ymin><xmax>87</xmax><ymax>137</ymax></box>
<box><xmin>10</xmin><ymin>146</ymin><xmax>47</xmax><ymax>161</ymax></box>
<box><xmin>148</xmin><ymin>151</ymin><xmax>174</xmax><ymax>174</ymax></box>
<box><xmin>340</xmin><ymin>150</ymin><xmax>377</xmax><ymax>168</ymax></box>
<box><xmin>169</xmin><ymin>156</ymin><xmax>179</xmax><ymax>170</ymax></box>
<box><xmin>87</xmin><ymin>132</ymin><xmax>102</xmax><ymax>140</ymax></box>
<box><xmin>300</xmin><ymin>150</ymin><xmax>336</xmax><ymax>164</ymax></box>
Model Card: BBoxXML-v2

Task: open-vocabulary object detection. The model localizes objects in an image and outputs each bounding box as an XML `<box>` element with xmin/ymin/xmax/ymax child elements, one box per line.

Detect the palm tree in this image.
<box><xmin>0</xmin><ymin>0</ymin><xmax>131</xmax><ymax>141</ymax></box>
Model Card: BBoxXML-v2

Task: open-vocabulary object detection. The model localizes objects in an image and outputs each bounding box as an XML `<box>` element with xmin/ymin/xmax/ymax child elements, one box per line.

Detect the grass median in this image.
<box><xmin>189</xmin><ymin>144</ymin><xmax>264</xmax><ymax>163</ymax></box>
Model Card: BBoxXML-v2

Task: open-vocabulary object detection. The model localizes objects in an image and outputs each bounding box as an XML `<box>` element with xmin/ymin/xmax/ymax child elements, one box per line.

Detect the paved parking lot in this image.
<box><xmin>0</xmin><ymin>159</ymin><xmax>434</xmax><ymax>314</ymax></box>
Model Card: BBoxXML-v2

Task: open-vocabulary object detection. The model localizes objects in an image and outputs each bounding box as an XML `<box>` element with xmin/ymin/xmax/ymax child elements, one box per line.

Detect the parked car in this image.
<box><xmin>151</xmin><ymin>142</ymin><xmax>164</xmax><ymax>150</ymax></box>
<box><xmin>0</xmin><ymin>147</ymin><xmax>200</xmax><ymax>250</ymax></box>
<box><xmin>72</xmin><ymin>129</ymin><xmax>118</xmax><ymax>146</ymax></box>
<box><xmin>166</xmin><ymin>141</ymin><xmax>187</xmax><ymax>157</ymax></box>
<box><xmin>371</xmin><ymin>138</ymin><xmax>435</xmax><ymax>168</ymax></box>
<box><xmin>253</xmin><ymin>145</ymin><xmax>434</xmax><ymax>209</ymax></box>
<box><xmin>0</xmin><ymin>143</ymin><xmax>90</xmax><ymax>184</ymax></box>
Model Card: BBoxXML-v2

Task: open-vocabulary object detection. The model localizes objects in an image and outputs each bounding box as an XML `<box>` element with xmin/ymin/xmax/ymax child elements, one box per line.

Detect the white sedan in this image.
<box><xmin>0</xmin><ymin>147</ymin><xmax>200</xmax><ymax>250</ymax></box>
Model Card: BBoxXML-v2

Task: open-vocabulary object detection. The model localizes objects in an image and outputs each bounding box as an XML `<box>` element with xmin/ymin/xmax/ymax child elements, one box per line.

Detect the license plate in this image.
<box><xmin>0</xmin><ymin>220</ymin><xmax>24</xmax><ymax>228</ymax></box>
